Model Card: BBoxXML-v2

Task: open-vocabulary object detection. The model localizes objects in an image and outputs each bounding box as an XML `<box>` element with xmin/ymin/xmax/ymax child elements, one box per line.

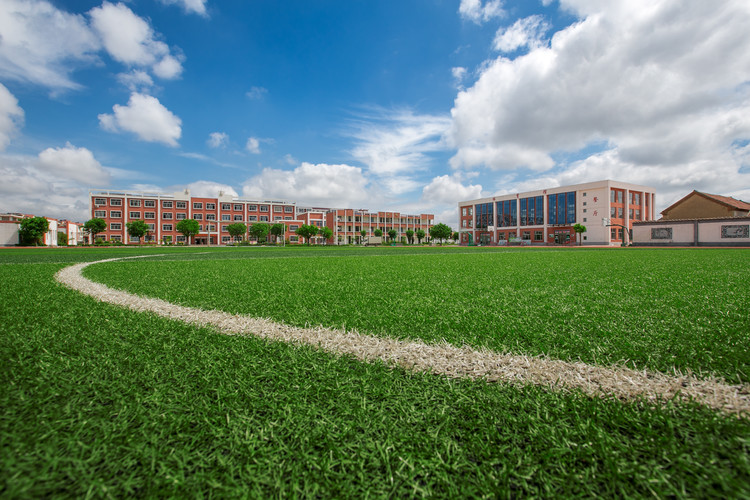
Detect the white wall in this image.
<box><xmin>0</xmin><ymin>222</ymin><xmax>19</xmax><ymax>246</ymax></box>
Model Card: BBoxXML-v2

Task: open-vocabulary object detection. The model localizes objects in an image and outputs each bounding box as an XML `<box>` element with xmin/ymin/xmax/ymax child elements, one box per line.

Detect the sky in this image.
<box><xmin>1</xmin><ymin>0</ymin><xmax>749</xmax><ymax>229</ymax></box>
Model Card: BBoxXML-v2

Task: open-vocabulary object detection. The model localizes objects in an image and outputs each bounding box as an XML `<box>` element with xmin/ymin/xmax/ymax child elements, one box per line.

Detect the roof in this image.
<box><xmin>661</xmin><ymin>190</ymin><xmax>750</xmax><ymax>215</ymax></box>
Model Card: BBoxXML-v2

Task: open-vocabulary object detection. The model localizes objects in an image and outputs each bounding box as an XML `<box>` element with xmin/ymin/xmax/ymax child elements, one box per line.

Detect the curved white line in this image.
<box><xmin>56</xmin><ymin>256</ymin><xmax>749</xmax><ymax>416</ymax></box>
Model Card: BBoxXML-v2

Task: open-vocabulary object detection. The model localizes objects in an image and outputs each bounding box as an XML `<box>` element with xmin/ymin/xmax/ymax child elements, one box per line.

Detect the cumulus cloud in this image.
<box><xmin>99</xmin><ymin>93</ymin><xmax>182</xmax><ymax>146</ymax></box>
<box><xmin>246</xmin><ymin>137</ymin><xmax>261</xmax><ymax>154</ymax></box>
<box><xmin>493</xmin><ymin>15</ymin><xmax>550</xmax><ymax>53</ymax></box>
<box><xmin>158</xmin><ymin>0</ymin><xmax>208</xmax><ymax>17</ymax></box>
<box><xmin>185</xmin><ymin>180</ymin><xmax>238</xmax><ymax>198</ymax></box>
<box><xmin>116</xmin><ymin>70</ymin><xmax>154</xmax><ymax>92</ymax></box>
<box><xmin>37</xmin><ymin>142</ymin><xmax>111</xmax><ymax>185</ymax></box>
<box><xmin>246</xmin><ymin>86</ymin><xmax>268</xmax><ymax>100</ymax></box>
<box><xmin>450</xmin><ymin>0</ymin><xmax>750</xmax><ymax>185</ymax></box>
<box><xmin>0</xmin><ymin>84</ymin><xmax>24</xmax><ymax>151</ymax></box>
<box><xmin>89</xmin><ymin>2</ymin><xmax>183</xmax><ymax>80</ymax></box>
<box><xmin>459</xmin><ymin>0</ymin><xmax>505</xmax><ymax>24</ymax></box>
<box><xmin>421</xmin><ymin>173</ymin><xmax>483</xmax><ymax>204</ymax></box>
<box><xmin>242</xmin><ymin>163</ymin><xmax>369</xmax><ymax>208</ymax></box>
<box><xmin>207</xmin><ymin>132</ymin><xmax>229</xmax><ymax>148</ymax></box>
<box><xmin>0</xmin><ymin>0</ymin><xmax>100</xmax><ymax>90</ymax></box>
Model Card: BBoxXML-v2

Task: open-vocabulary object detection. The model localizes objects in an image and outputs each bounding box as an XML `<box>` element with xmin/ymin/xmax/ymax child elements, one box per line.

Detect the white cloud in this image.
<box><xmin>459</xmin><ymin>0</ymin><xmax>505</xmax><ymax>24</ymax></box>
<box><xmin>37</xmin><ymin>142</ymin><xmax>111</xmax><ymax>185</ymax></box>
<box><xmin>185</xmin><ymin>180</ymin><xmax>238</xmax><ymax>198</ymax></box>
<box><xmin>116</xmin><ymin>70</ymin><xmax>154</xmax><ymax>92</ymax></box>
<box><xmin>246</xmin><ymin>86</ymin><xmax>268</xmax><ymax>100</ymax></box>
<box><xmin>246</xmin><ymin>137</ymin><xmax>261</xmax><ymax>154</ymax></box>
<box><xmin>0</xmin><ymin>84</ymin><xmax>24</xmax><ymax>151</ymax></box>
<box><xmin>158</xmin><ymin>0</ymin><xmax>208</xmax><ymax>17</ymax></box>
<box><xmin>421</xmin><ymin>173</ymin><xmax>483</xmax><ymax>204</ymax></box>
<box><xmin>242</xmin><ymin>163</ymin><xmax>369</xmax><ymax>208</ymax></box>
<box><xmin>451</xmin><ymin>66</ymin><xmax>467</xmax><ymax>88</ymax></box>
<box><xmin>207</xmin><ymin>132</ymin><xmax>229</xmax><ymax>148</ymax></box>
<box><xmin>450</xmin><ymin>0</ymin><xmax>750</xmax><ymax>188</ymax></box>
<box><xmin>89</xmin><ymin>2</ymin><xmax>183</xmax><ymax>80</ymax></box>
<box><xmin>99</xmin><ymin>93</ymin><xmax>182</xmax><ymax>147</ymax></box>
<box><xmin>493</xmin><ymin>15</ymin><xmax>550</xmax><ymax>53</ymax></box>
<box><xmin>0</xmin><ymin>0</ymin><xmax>100</xmax><ymax>90</ymax></box>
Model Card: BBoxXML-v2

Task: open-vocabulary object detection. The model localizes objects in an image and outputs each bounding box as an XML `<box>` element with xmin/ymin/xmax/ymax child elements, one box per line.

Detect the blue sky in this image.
<box><xmin>1</xmin><ymin>0</ymin><xmax>749</xmax><ymax>228</ymax></box>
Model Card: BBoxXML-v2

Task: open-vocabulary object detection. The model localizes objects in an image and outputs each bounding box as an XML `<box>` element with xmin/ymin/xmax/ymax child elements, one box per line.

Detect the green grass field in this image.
<box><xmin>2</xmin><ymin>246</ymin><xmax>749</xmax><ymax>497</ymax></box>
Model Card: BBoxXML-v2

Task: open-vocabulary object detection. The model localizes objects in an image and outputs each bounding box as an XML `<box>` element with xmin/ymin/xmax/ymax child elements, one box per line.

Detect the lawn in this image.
<box><xmin>1</xmin><ymin>246</ymin><xmax>749</xmax><ymax>497</ymax></box>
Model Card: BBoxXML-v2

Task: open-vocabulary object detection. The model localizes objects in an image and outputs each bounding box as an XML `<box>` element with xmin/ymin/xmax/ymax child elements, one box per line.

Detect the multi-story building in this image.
<box><xmin>0</xmin><ymin>213</ymin><xmax>61</xmax><ymax>246</ymax></box>
<box><xmin>458</xmin><ymin>180</ymin><xmax>656</xmax><ymax>246</ymax></box>
<box><xmin>89</xmin><ymin>190</ymin><xmax>434</xmax><ymax>245</ymax></box>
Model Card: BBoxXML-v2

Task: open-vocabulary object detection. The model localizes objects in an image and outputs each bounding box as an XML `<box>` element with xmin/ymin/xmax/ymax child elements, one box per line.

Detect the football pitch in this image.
<box><xmin>1</xmin><ymin>246</ymin><xmax>748</xmax><ymax>497</ymax></box>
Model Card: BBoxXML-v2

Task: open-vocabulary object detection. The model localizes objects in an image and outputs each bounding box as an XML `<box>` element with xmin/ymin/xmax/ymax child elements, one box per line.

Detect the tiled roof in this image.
<box><xmin>697</xmin><ymin>192</ymin><xmax>750</xmax><ymax>211</ymax></box>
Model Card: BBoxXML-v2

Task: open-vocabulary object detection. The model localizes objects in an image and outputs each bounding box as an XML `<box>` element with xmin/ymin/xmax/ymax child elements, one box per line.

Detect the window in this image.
<box><xmin>206</xmin><ymin>203</ymin><xmax>216</xmax><ymax>210</ymax></box>
<box><xmin>193</xmin><ymin>202</ymin><xmax>203</xmax><ymax>209</ymax></box>
<box><xmin>221</xmin><ymin>225</ymin><xmax>228</xmax><ymax>232</ymax></box>
<box><xmin>110</xmin><ymin>223</ymin><xmax>122</xmax><ymax>230</ymax></box>
<box><xmin>610</xmin><ymin>190</ymin><xmax>616</xmax><ymax>203</ymax></box>
<box><xmin>110</xmin><ymin>211</ymin><xmax>122</xmax><ymax>218</ymax></box>
<box><xmin>198</xmin><ymin>224</ymin><xmax>203</xmax><ymax>231</ymax></box>
<box><xmin>522</xmin><ymin>231</ymin><xmax>530</xmax><ymax>240</ymax></box>
<box><xmin>583</xmin><ymin>209</ymin><xmax>587</xmax><ymax>214</ymax></box>
<box><xmin>129</xmin><ymin>235</ymin><xmax>140</xmax><ymax>242</ymax></box>
<box><xmin>109</xmin><ymin>198</ymin><xmax>122</xmax><ymax>206</ymax></box>
<box><xmin>147</xmin><ymin>224</ymin><xmax>155</xmax><ymax>231</ymax></box>
<box><xmin>534</xmin><ymin>230</ymin><xmax>543</xmax><ymax>241</ymax></box>
<box><xmin>162</xmin><ymin>201</ymin><xmax>173</xmax><ymax>208</ymax></box>
<box><xmin>274</xmin><ymin>216</ymin><xmax>282</xmax><ymax>221</ymax></box>
<box><xmin>248</xmin><ymin>205</ymin><xmax>257</xmax><ymax>211</ymax></box>
<box><xmin>176</xmin><ymin>213</ymin><xmax>186</xmax><ymax>220</ymax></box>
<box><xmin>260</xmin><ymin>205</ymin><xmax>269</xmax><ymax>212</ymax></box>
<box><xmin>129</xmin><ymin>211</ymin><xmax>141</xmax><ymax>219</ymax></box>
<box><xmin>629</xmin><ymin>209</ymin><xmax>634</xmax><ymax>219</ymax></box>
<box><xmin>176</xmin><ymin>235</ymin><xmax>186</xmax><ymax>242</ymax></box>
<box><xmin>617</xmin><ymin>191</ymin><xmax>623</xmax><ymax>203</ymax></box>
<box><xmin>635</xmin><ymin>209</ymin><xmax>641</xmax><ymax>220</ymax></box>
<box><xmin>468</xmin><ymin>208</ymin><xmax>473</xmax><ymax>216</ymax></box>
<box><xmin>94</xmin><ymin>198</ymin><xmax>106</xmax><ymax>205</ymax></box>
<box><xmin>234</xmin><ymin>204</ymin><xmax>243</xmax><ymax>211</ymax></box>
<box><xmin>129</xmin><ymin>199</ymin><xmax>141</xmax><ymax>207</ymax></box>
<box><xmin>222</xmin><ymin>203</ymin><xmax>231</xmax><ymax>210</ymax></box>
<box><xmin>110</xmin><ymin>235</ymin><xmax>121</xmax><ymax>242</ymax></box>
<box><xmin>248</xmin><ymin>216</ymin><xmax>257</xmax><ymax>222</ymax></box>
<box><xmin>290</xmin><ymin>236</ymin><xmax>299</xmax><ymax>242</ymax></box>
<box><xmin>162</xmin><ymin>224</ymin><xmax>173</xmax><ymax>231</ymax></box>
<box><xmin>162</xmin><ymin>212</ymin><xmax>173</xmax><ymax>219</ymax></box>
<box><xmin>284</xmin><ymin>217</ymin><xmax>292</xmax><ymax>220</ymax></box>
<box><xmin>222</xmin><ymin>214</ymin><xmax>231</xmax><ymax>221</ymax></box>
<box><xmin>583</xmin><ymin>192</ymin><xmax>587</xmax><ymax>197</ymax></box>
<box><xmin>611</xmin><ymin>228</ymin><xmax>618</xmax><ymax>240</ymax></box>
<box><xmin>207</xmin><ymin>224</ymin><xmax>216</xmax><ymax>231</ymax></box>
<box><xmin>290</xmin><ymin>225</ymin><xmax>299</xmax><ymax>231</ymax></box>
<box><xmin>610</xmin><ymin>207</ymin><xmax>616</xmax><ymax>218</ymax></box>
<box><xmin>194</xmin><ymin>214</ymin><xmax>203</xmax><ymax>220</ymax></box>
<box><xmin>462</xmin><ymin>220</ymin><xmax>467</xmax><ymax>228</ymax></box>
<box><xmin>222</xmin><ymin>236</ymin><xmax>231</xmax><ymax>243</ymax></box>
<box><xmin>462</xmin><ymin>207</ymin><xmax>467</xmax><ymax>216</ymax></box>
<box><xmin>144</xmin><ymin>212</ymin><xmax>155</xmax><ymax>219</ymax></box>
<box><xmin>284</xmin><ymin>206</ymin><xmax>294</xmax><ymax>213</ymax></box>
<box><xmin>176</xmin><ymin>201</ymin><xmax>187</xmax><ymax>209</ymax></box>
<box><xmin>274</xmin><ymin>205</ymin><xmax>282</xmax><ymax>212</ymax></box>
<box><xmin>260</xmin><ymin>215</ymin><xmax>269</xmax><ymax>221</ymax></box>
<box><xmin>618</xmin><ymin>207</ymin><xmax>623</xmax><ymax>218</ymax></box>
<box><xmin>582</xmin><ymin>202</ymin><xmax>587</xmax><ymax>206</ymax></box>
<box><xmin>583</xmin><ymin>218</ymin><xmax>587</xmax><ymax>222</ymax></box>
<box><xmin>234</xmin><ymin>215</ymin><xmax>243</xmax><ymax>221</ymax></box>
<box><xmin>94</xmin><ymin>210</ymin><xmax>106</xmax><ymax>218</ymax></box>
<box><xmin>144</xmin><ymin>200</ymin><xmax>155</xmax><ymax>208</ymax></box>
<box><xmin>206</xmin><ymin>214</ymin><xmax>216</xmax><ymax>221</ymax></box>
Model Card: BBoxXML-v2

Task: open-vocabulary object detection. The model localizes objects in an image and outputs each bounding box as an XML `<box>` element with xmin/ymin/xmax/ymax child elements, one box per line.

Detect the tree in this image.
<box><xmin>295</xmin><ymin>224</ymin><xmax>318</xmax><ymax>245</ymax></box>
<box><xmin>19</xmin><ymin>217</ymin><xmax>49</xmax><ymax>246</ymax></box>
<box><xmin>452</xmin><ymin>232</ymin><xmax>460</xmax><ymax>243</ymax></box>
<box><xmin>57</xmin><ymin>231</ymin><xmax>68</xmax><ymax>246</ymax></box>
<box><xmin>573</xmin><ymin>223</ymin><xmax>587</xmax><ymax>246</ymax></box>
<box><xmin>387</xmin><ymin>228</ymin><xmax>397</xmax><ymax>242</ymax></box>
<box><xmin>318</xmin><ymin>226</ymin><xmax>333</xmax><ymax>244</ymax></box>
<box><xmin>270</xmin><ymin>223</ymin><xmax>285</xmax><ymax>244</ymax></box>
<box><xmin>249</xmin><ymin>222</ymin><xmax>270</xmax><ymax>243</ymax></box>
<box><xmin>176</xmin><ymin>218</ymin><xmax>200</xmax><ymax>245</ymax></box>
<box><xmin>83</xmin><ymin>218</ymin><xmax>106</xmax><ymax>244</ymax></box>
<box><xmin>126</xmin><ymin>220</ymin><xmax>150</xmax><ymax>244</ymax></box>
<box><xmin>373</xmin><ymin>228</ymin><xmax>383</xmax><ymax>238</ymax></box>
<box><xmin>416</xmin><ymin>229</ymin><xmax>426</xmax><ymax>244</ymax></box>
<box><xmin>227</xmin><ymin>222</ymin><xmax>247</xmax><ymax>242</ymax></box>
<box><xmin>359</xmin><ymin>229</ymin><xmax>367</xmax><ymax>243</ymax></box>
<box><xmin>405</xmin><ymin>229</ymin><xmax>414</xmax><ymax>244</ymax></box>
<box><xmin>429</xmin><ymin>223</ymin><xmax>453</xmax><ymax>244</ymax></box>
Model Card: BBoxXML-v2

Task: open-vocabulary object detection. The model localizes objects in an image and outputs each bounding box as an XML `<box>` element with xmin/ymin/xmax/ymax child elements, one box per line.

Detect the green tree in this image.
<box><xmin>83</xmin><ymin>218</ymin><xmax>106</xmax><ymax>244</ymax></box>
<box><xmin>249</xmin><ymin>223</ymin><xmax>270</xmax><ymax>243</ymax></box>
<box><xmin>452</xmin><ymin>232</ymin><xmax>460</xmax><ymax>243</ymax></box>
<box><xmin>373</xmin><ymin>228</ymin><xmax>383</xmax><ymax>238</ymax></box>
<box><xmin>227</xmin><ymin>222</ymin><xmax>247</xmax><ymax>242</ymax></box>
<box><xmin>405</xmin><ymin>229</ymin><xmax>414</xmax><ymax>244</ymax></box>
<box><xmin>573</xmin><ymin>223</ymin><xmax>587</xmax><ymax>246</ymax></box>
<box><xmin>270</xmin><ymin>223</ymin><xmax>285</xmax><ymax>244</ymax></box>
<box><xmin>57</xmin><ymin>232</ymin><xmax>68</xmax><ymax>246</ymax></box>
<box><xmin>295</xmin><ymin>224</ymin><xmax>318</xmax><ymax>245</ymax></box>
<box><xmin>318</xmin><ymin>226</ymin><xmax>333</xmax><ymax>243</ymax></box>
<box><xmin>387</xmin><ymin>228</ymin><xmax>397</xmax><ymax>242</ymax></box>
<box><xmin>126</xmin><ymin>220</ymin><xmax>150</xmax><ymax>244</ymax></box>
<box><xmin>19</xmin><ymin>216</ymin><xmax>49</xmax><ymax>246</ymax></box>
<box><xmin>429</xmin><ymin>223</ymin><xmax>453</xmax><ymax>244</ymax></box>
<box><xmin>176</xmin><ymin>218</ymin><xmax>200</xmax><ymax>245</ymax></box>
<box><xmin>415</xmin><ymin>229</ymin><xmax>426</xmax><ymax>244</ymax></box>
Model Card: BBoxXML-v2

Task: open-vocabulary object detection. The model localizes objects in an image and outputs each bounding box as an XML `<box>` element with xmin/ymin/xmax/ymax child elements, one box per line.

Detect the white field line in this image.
<box><xmin>55</xmin><ymin>256</ymin><xmax>750</xmax><ymax>416</ymax></box>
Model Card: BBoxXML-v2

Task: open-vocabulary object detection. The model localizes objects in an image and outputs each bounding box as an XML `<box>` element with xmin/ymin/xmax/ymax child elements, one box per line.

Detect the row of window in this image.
<box><xmin>610</xmin><ymin>190</ymin><xmax>648</xmax><ymax>206</ymax></box>
<box><xmin>609</xmin><ymin>207</ymin><xmax>643</xmax><ymax>220</ymax></box>
<box><xmin>109</xmin><ymin>223</ymin><xmax>304</xmax><ymax>233</ymax></box>
<box><xmin>473</xmin><ymin>192</ymin><xmax>577</xmax><ymax>228</ymax></box>
<box><xmin>94</xmin><ymin>197</ymin><xmax>295</xmax><ymax>212</ymax></box>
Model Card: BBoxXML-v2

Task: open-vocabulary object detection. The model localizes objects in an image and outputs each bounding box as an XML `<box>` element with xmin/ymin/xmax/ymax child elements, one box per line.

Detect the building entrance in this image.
<box><xmin>553</xmin><ymin>231</ymin><xmax>571</xmax><ymax>244</ymax></box>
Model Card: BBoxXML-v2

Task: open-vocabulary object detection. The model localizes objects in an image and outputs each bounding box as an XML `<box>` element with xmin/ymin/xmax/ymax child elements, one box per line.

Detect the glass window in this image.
<box><xmin>129</xmin><ymin>211</ymin><xmax>141</xmax><ymax>219</ymax></box>
<box><xmin>144</xmin><ymin>200</ymin><xmax>155</xmax><ymax>208</ymax></box>
<box><xmin>260</xmin><ymin>205</ymin><xmax>269</xmax><ymax>212</ymax></box>
<box><xmin>110</xmin><ymin>223</ymin><xmax>121</xmax><ymax>230</ymax></box>
<box><xmin>260</xmin><ymin>215</ymin><xmax>269</xmax><ymax>221</ymax></box>
<box><xmin>206</xmin><ymin>214</ymin><xmax>216</xmax><ymax>221</ymax></box>
<box><xmin>535</xmin><ymin>197</ymin><xmax>543</xmax><ymax>225</ymax></box>
<box><xmin>162</xmin><ymin>201</ymin><xmax>172</xmax><ymax>208</ymax></box>
<box><xmin>285</xmin><ymin>206</ymin><xmax>294</xmax><ymax>213</ymax></box>
<box><xmin>145</xmin><ymin>212</ymin><xmax>155</xmax><ymax>219</ymax></box>
<box><xmin>635</xmin><ymin>209</ymin><xmax>641</xmax><ymax>220</ymax></box>
<box><xmin>617</xmin><ymin>191</ymin><xmax>623</xmax><ymax>203</ymax></box>
<box><xmin>162</xmin><ymin>212</ymin><xmax>173</xmax><ymax>219</ymax></box>
<box><xmin>194</xmin><ymin>213</ymin><xmax>203</xmax><ymax>220</ymax></box>
<box><xmin>176</xmin><ymin>213</ymin><xmax>186</xmax><ymax>220</ymax></box>
<box><xmin>176</xmin><ymin>201</ymin><xmax>187</xmax><ymax>209</ymax></box>
<box><xmin>534</xmin><ymin>230</ymin><xmax>543</xmax><ymax>241</ymax></box>
<box><xmin>94</xmin><ymin>198</ymin><xmax>106</xmax><ymax>205</ymax></box>
<box><xmin>557</xmin><ymin>194</ymin><xmax>565</xmax><ymax>225</ymax></box>
<box><xmin>193</xmin><ymin>202</ymin><xmax>203</xmax><ymax>209</ymax></box>
<box><xmin>222</xmin><ymin>214</ymin><xmax>231</xmax><ymax>221</ymax></box>
<box><xmin>611</xmin><ymin>207</ymin><xmax>616</xmax><ymax>218</ymax></box>
<box><xmin>520</xmin><ymin>198</ymin><xmax>527</xmax><ymax>226</ymax></box>
<box><xmin>629</xmin><ymin>209</ymin><xmax>634</xmax><ymax>219</ymax></box>
<box><xmin>234</xmin><ymin>215</ymin><xmax>243</xmax><ymax>221</ymax></box>
<box><xmin>221</xmin><ymin>225</ymin><xmax>228</xmax><ymax>232</ymax></box>
<box><xmin>129</xmin><ymin>199</ymin><xmax>141</xmax><ymax>207</ymax></box>
<box><xmin>290</xmin><ymin>225</ymin><xmax>299</xmax><ymax>231</ymax></box>
<box><xmin>206</xmin><ymin>203</ymin><xmax>216</xmax><ymax>210</ymax></box>
<box><xmin>618</xmin><ymin>207</ymin><xmax>623</xmax><ymax>218</ymax></box>
<box><xmin>274</xmin><ymin>206</ymin><xmax>282</xmax><ymax>212</ymax></box>
<box><xmin>610</xmin><ymin>190</ymin><xmax>616</xmax><ymax>203</ymax></box>
<box><xmin>110</xmin><ymin>198</ymin><xmax>122</xmax><ymax>206</ymax></box>
<box><xmin>110</xmin><ymin>235</ymin><xmax>121</xmax><ymax>241</ymax></box>
<box><xmin>462</xmin><ymin>207</ymin><xmax>467</xmax><ymax>216</ymax></box>
<box><xmin>522</xmin><ymin>231</ymin><xmax>530</xmax><ymax>240</ymax></box>
<box><xmin>248</xmin><ymin>215</ymin><xmax>257</xmax><ymax>221</ymax></box>
<box><xmin>234</xmin><ymin>204</ymin><xmax>243</xmax><ymax>211</ymax></box>
<box><xmin>509</xmin><ymin>200</ymin><xmax>517</xmax><ymax>226</ymax></box>
<box><xmin>110</xmin><ymin>211</ymin><xmax>122</xmax><ymax>218</ymax></box>
<box><xmin>94</xmin><ymin>210</ymin><xmax>106</xmax><ymax>218</ymax></box>
<box><xmin>222</xmin><ymin>203</ymin><xmax>231</xmax><ymax>210</ymax></box>
<box><xmin>548</xmin><ymin>194</ymin><xmax>556</xmax><ymax>225</ymax></box>
<box><xmin>248</xmin><ymin>205</ymin><xmax>257</xmax><ymax>211</ymax></box>
<box><xmin>162</xmin><ymin>224</ymin><xmax>173</xmax><ymax>231</ymax></box>
<box><xmin>566</xmin><ymin>192</ymin><xmax>576</xmax><ymax>225</ymax></box>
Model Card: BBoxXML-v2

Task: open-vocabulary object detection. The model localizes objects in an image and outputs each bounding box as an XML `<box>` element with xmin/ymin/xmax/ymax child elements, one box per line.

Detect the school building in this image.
<box><xmin>89</xmin><ymin>190</ymin><xmax>434</xmax><ymax>245</ymax></box>
<box><xmin>458</xmin><ymin>180</ymin><xmax>656</xmax><ymax>246</ymax></box>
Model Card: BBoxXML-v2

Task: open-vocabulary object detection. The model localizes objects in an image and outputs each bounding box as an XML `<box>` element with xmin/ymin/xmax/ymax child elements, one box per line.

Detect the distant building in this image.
<box><xmin>633</xmin><ymin>191</ymin><xmax>750</xmax><ymax>247</ymax></box>
<box><xmin>88</xmin><ymin>190</ymin><xmax>434</xmax><ymax>245</ymax></box>
<box><xmin>458</xmin><ymin>180</ymin><xmax>656</xmax><ymax>246</ymax></box>
<box><xmin>59</xmin><ymin>220</ymin><xmax>84</xmax><ymax>245</ymax></box>
<box><xmin>0</xmin><ymin>213</ymin><xmax>60</xmax><ymax>246</ymax></box>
